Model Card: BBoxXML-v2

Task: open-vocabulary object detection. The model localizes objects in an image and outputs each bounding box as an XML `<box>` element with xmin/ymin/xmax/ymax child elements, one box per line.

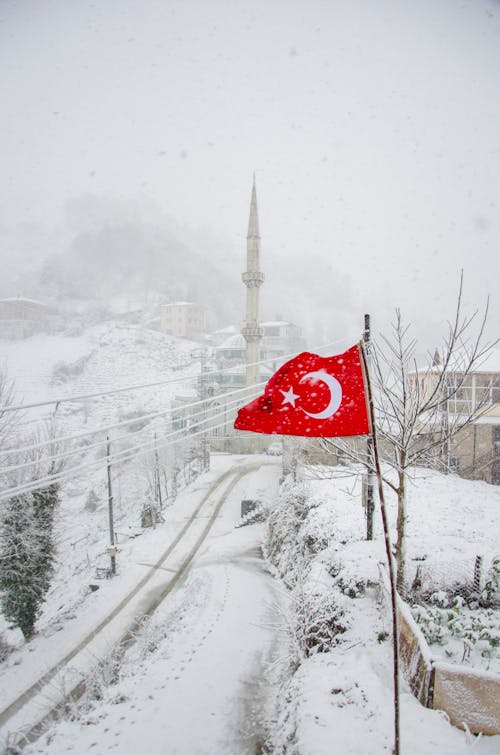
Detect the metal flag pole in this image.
<box><xmin>359</xmin><ymin>340</ymin><xmax>400</xmax><ymax>755</ymax></box>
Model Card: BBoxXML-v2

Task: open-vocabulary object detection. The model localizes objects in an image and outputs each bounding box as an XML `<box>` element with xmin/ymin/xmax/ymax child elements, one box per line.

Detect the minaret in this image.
<box><xmin>241</xmin><ymin>176</ymin><xmax>264</xmax><ymax>386</ymax></box>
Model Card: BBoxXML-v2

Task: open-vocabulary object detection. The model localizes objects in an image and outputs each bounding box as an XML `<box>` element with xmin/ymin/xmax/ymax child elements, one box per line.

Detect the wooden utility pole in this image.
<box><xmin>360</xmin><ymin>342</ymin><xmax>400</xmax><ymax>755</ymax></box>
<box><xmin>106</xmin><ymin>436</ymin><xmax>116</xmax><ymax>576</ymax></box>
<box><xmin>154</xmin><ymin>432</ymin><xmax>163</xmax><ymax>510</ymax></box>
<box><xmin>364</xmin><ymin>314</ymin><xmax>375</xmax><ymax>540</ymax></box>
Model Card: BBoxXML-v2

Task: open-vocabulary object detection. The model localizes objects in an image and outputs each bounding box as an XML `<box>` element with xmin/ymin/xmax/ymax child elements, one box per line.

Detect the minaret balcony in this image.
<box><xmin>242</xmin><ymin>271</ymin><xmax>265</xmax><ymax>287</ymax></box>
<box><xmin>242</xmin><ymin>325</ymin><xmax>264</xmax><ymax>341</ymax></box>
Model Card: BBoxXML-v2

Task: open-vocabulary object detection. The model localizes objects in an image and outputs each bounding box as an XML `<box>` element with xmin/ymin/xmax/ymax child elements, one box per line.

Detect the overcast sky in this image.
<box><xmin>1</xmin><ymin>0</ymin><xmax>499</xmax><ymax>343</ymax></box>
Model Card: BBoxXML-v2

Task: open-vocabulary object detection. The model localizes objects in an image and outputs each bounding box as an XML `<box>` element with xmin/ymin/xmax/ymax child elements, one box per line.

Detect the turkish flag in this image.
<box><xmin>234</xmin><ymin>344</ymin><xmax>370</xmax><ymax>438</ymax></box>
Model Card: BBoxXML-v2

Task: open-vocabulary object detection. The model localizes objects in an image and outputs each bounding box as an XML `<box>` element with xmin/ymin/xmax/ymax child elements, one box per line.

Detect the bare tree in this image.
<box><xmin>322</xmin><ymin>274</ymin><xmax>498</xmax><ymax>593</ymax></box>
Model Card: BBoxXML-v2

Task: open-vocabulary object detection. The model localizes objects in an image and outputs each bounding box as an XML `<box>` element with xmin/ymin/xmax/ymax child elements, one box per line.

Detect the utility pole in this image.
<box><xmin>440</xmin><ymin>375</ymin><xmax>450</xmax><ymax>473</ymax></box>
<box><xmin>364</xmin><ymin>314</ymin><xmax>375</xmax><ymax>540</ymax></box>
<box><xmin>106</xmin><ymin>436</ymin><xmax>117</xmax><ymax>575</ymax></box>
<box><xmin>197</xmin><ymin>349</ymin><xmax>211</xmax><ymax>470</ymax></box>
<box><xmin>154</xmin><ymin>432</ymin><xmax>163</xmax><ymax>510</ymax></box>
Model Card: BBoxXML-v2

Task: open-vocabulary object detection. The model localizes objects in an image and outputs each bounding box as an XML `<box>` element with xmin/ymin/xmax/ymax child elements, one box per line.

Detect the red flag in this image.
<box><xmin>234</xmin><ymin>344</ymin><xmax>370</xmax><ymax>438</ymax></box>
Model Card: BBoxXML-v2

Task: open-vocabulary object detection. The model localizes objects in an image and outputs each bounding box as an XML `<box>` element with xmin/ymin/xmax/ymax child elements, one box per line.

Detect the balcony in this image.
<box><xmin>242</xmin><ymin>271</ymin><xmax>265</xmax><ymax>287</ymax></box>
<box><xmin>241</xmin><ymin>325</ymin><xmax>263</xmax><ymax>340</ymax></box>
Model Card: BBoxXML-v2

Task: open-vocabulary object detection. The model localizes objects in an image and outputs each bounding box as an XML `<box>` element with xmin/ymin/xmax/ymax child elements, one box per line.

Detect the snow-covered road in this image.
<box><xmin>20</xmin><ymin>459</ymin><xmax>284</xmax><ymax>754</ymax></box>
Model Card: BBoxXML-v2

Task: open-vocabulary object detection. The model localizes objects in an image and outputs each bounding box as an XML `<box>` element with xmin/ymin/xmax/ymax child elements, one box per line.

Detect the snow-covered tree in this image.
<box><xmin>0</xmin><ymin>482</ymin><xmax>59</xmax><ymax>640</ymax></box>
<box><xmin>0</xmin><ymin>368</ymin><xmax>18</xmax><ymax>451</ymax></box>
<box><xmin>0</xmin><ymin>421</ymin><xmax>63</xmax><ymax>640</ymax></box>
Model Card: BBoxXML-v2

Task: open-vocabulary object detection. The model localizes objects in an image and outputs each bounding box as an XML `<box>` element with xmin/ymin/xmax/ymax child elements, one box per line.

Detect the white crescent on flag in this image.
<box><xmin>299</xmin><ymin>370</ymin><xmax>343</xmax><ymax>420</ymax></box>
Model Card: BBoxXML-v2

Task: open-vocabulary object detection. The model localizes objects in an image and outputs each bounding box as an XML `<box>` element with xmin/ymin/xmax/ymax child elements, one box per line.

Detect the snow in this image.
<box><xmin>0</xmin><ymin>324</ymin><xmax>499</xmax><ymax>753</ymax></box>
<box><xmin>0</xmin><ymin>322</ymin><xmax>200</xmax><ymax>428</ymax></box>
<box><xmin>0</xmin><ymin>456</ymin><xmax>499</xmax><ymax>753</ymax></box>
<box><xmin>217</xmin><ymin>333</ymin><xmax>246</xmax><ymax>350</ymax></box>
<box><xmin>426</xmin><ymin>347</ymin><xmax>500</xmax><ymax>375</ymax></box>
<box><xmin>1</xmin><ymin>456</ymin><xmax>285</xmax><ymax>754</ymax></box>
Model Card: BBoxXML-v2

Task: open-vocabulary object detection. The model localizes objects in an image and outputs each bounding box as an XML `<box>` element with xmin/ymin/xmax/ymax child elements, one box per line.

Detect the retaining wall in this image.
<box><xmin>379</xmin><ymin>566</ymin><xmax>500</xmax><ymax>735</ymax></box>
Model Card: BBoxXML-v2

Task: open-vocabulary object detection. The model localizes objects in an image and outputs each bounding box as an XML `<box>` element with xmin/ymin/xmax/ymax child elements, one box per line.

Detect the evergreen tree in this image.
<box><xmin>0</xmin><ymin>482</ymin><xmax>59</xmax><ymax>640</ymax></box>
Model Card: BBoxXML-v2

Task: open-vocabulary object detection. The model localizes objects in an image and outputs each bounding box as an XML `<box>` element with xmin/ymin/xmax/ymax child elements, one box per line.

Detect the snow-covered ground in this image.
<box><xmin>266</xmin><ymin>465</ymin><xmax>500</xmax><ymax>755</ymax></box>
<box><xmin>0</xmin><ymin>458</ymin><xmax>497</xmax><ymax>754</ymax></box>
<box><xmin>0</xmin><ymin>456</ymin><xmax>284</xmax><ymax>750</ymax></box>
<box><xmin>0</xmin><ymin>321</ymin><xmax>200</xmax><ymax>426</ymax></box>
<box><xmin>22</xmin><ymin>462</ymin><xmax>283</xmax><ymax>755</ymax></box>
<box><xmin>0</xmin><ymin>322</ymin><xmax>206</xmax><ymax>643</ymax></box>
<box><xmin>1</xmin><ymin>325</ymin><xmax>499</xmax><ymax>754</ymax></box>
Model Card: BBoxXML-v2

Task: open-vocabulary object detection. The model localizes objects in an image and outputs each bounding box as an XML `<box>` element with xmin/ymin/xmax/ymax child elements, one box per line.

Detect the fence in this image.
<box><xmin>379</xmin><ymin>565</ymin><xmax>500</xmax><ymax>736</ymax></box>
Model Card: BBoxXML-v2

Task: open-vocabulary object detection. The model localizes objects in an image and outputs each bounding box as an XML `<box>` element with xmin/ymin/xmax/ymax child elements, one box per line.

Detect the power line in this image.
<box><xmin>0</xmin><ymin>387</ymin><xmax>260</xmax><ymax>478</ymax></box>
<box><xmin>0</xmin><ymin>387</ymin><xmax>262</xmax><ymax>502</ymax></box>
<box><xmin>0</xmin><ymin>336</ymin><xmax>351</xmax><ymax>414</ymax></box>
<box><xmin>0</xmin><ymin>371</ymin><xmax>199</xmax><ymax>414</ymax></box>
<box><xmin>1</xmin><ymin>381</ymin><xmax>265</xmax><ymax>460</ymax></box>
<box><xmin>0</xmin><ymin>334</ymin><xmax>356</xmax><ymax>487</ymax></box>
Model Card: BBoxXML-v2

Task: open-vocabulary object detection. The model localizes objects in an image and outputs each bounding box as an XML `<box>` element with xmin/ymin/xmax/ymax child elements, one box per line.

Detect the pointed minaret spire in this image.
<box><xmin>241</xmin><ymin>176</ymin><xmax>265</xmax><ymax>387</ymax></box>
<box><xmin>247</xmin><ymin>174</ymin><xmax>260</xmax><ymax>242</ymax></box>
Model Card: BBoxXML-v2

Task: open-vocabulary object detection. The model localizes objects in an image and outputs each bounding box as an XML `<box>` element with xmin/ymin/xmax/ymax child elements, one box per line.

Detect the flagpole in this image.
<box><xmin>359</xmin><ymin>341</ymin><xmax>400</xmax><ymax>755</ymax></box>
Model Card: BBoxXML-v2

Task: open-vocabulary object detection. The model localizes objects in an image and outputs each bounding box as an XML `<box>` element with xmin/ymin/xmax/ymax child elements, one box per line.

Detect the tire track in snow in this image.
<box><xmin>0</xmin><ymin>461</ymin><xmax>263</xmax><ymax>736</ymax></box>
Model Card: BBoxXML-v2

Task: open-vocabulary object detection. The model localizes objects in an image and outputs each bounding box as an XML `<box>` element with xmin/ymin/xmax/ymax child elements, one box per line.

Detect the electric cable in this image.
<box><xmin>1</xmin><ymin>381</ymin><xmax>265</xmax><ymax>460</ymax></box>
<box><xmin>0</xmin><ymin>336</ymin><xmax>352</xmax><ymax>414</ymax></box>
<box><xmin>0</xmin><ymin>387</ymin><xmax>262</xmax><ymax>502</ymax></box>
<box><xmin>0</xmin><ymin>333</ymin><xmax>357</xmax><ymax>488</ymax></box>
<box><xmin>0</xmin><ymin>386</ymin><xmax>261</xmax><ymax>477</ymax></box>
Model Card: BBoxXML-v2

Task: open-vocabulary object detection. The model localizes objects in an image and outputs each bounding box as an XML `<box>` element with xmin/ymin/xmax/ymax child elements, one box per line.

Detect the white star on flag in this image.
<box><xmin>279</xmin><ymin>386</ymin><xmax>300</xmax><ymax>407</ymax></box>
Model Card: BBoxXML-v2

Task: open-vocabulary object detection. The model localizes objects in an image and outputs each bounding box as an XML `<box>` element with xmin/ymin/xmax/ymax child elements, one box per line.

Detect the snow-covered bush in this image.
<box><xmin>481</xmin><ymin>558</ymin><xmax>500</xmax><ymax>607</ymax></box>
<box><xmin>266</xmin><ymin>477</ymin><xmax>350</xmax><ymax>660</ymax></box>
<box><xmin>411</xmin><ymin>591</ymin><xmax>500</xmax><ymax>669</ymax></box>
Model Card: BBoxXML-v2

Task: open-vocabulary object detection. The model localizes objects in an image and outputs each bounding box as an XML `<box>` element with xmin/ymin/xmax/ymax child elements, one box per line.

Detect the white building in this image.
<box><xmin>0</xmin><ymin>297</ymin><xmax>60</xmax><ymax>339</ymax></box>
<box><xmin>159</xmin><ymin>302</ymin><xmax>206</xmax><ymax>340</ymax></box>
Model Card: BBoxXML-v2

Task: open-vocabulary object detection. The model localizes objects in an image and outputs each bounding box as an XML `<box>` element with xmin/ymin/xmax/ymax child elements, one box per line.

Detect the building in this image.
<box><xmin>261</xmin><ymin>320</ymin><xmax>306</xmax><ymax>361</ymax></box>
<box><xmin>416</xmin><ymin>349</ymin><xmax>500</xmax><ymax>484</ymax></box>
<box><xmin>0</xmin><ymin>297</ymin><xmax>60</xmax><ymax>339</ymax></box>
<box><xmin>171</xmin><ymin>180</ymin><xmax>306</xmax><ymax>456</ymax></box>
<box><xmin>159</xmin><ymin>302</ymin><xmax>206</xmax><ymax>340</ymax></box>
<box><xmin>445</xmin><ymin>351</ymin><xmax>500</xmax><ymax>484</ymax></box>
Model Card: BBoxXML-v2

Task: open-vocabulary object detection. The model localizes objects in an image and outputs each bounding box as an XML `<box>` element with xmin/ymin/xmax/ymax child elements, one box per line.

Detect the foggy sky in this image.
<box><xmin>1</xmin><ymin>0</ymin><xmax>499</xmax><ymax>345</ymax></box>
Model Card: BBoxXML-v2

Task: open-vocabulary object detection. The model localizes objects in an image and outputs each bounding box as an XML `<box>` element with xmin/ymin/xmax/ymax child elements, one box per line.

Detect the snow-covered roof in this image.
<box><xmin>162</xmin><ymin>301</ymin><xmax>199</xmax><ymax>308</ymax></box>
<box><xmin>471</xmin><ymin>348</ymin><xmax>500</xmax><ymax>374</ymax></box>
<box><xmin>0</xmin><ymin>297</ymin><xmax>48</xmax><ymax>307</ymax></box>
<box><xmin>212</xmin><ymin>325</ymin><xmax>238</xmax><ymax>336</ymax></box>
<box><xmin>217</xmin><ymin>333</ymin><xmax>246</xmax><ymax>350</ymax></box>
<box><xmin>419</xmin><ymin>348</ymin><xmax>500</xmax><ymax>376</ymax></box>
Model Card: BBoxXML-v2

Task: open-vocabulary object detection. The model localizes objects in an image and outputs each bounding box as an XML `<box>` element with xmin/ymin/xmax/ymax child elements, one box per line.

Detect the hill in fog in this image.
<box><xmin>3</xmin><ymin>195</ymin><xmax>362</xmax><ymax>343</ymax></box>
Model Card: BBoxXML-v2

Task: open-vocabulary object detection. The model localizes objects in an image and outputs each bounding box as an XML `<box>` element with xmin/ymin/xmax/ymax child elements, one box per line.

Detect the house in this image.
<box><xmin>0</xmin><ymin>297</ymin><xmax>60</xmax><ymax>339</ymax></box>
<box><xmin>417</xmin><ymin>349</ymin><xmax>500</xmax><ymax>484</ymax></box>
<box><xmin>260</xmin><ymin>320</ymin><xmax>306</xmax><ymax>361</ymax></box>
<box><xmin>159</xmin><ymin>302</ymin><xmax>206</xmax><ymax>340</ymax></box>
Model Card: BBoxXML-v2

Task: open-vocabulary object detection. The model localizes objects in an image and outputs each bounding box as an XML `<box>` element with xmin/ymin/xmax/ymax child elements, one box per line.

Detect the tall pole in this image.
<box><xmin>360</xmin><ymin>342</ymin><xmax>400</xmax><ymax>755</ymax></box>
<box><xmin>440</xmin><ymin>373</ymin><xmax>450</xmax><ymax>472</ymax></box>
<box><xmin>154</xmin><ymin>432</ymin><xmax>163</xmax><ymax>510</ymax></box>
<box><xmin>106</xmin><ymin>436</ymin><xmax>116</xmax><ymax>576</ymax></box>
<box><xmin>198</xmin><ymin>350</ymin><xmax>210</xmax><ymax>470</ymax></box>
<box><xmin>364</xmin><ymin>314</ymin><xmax>375</xmax><ymax>540</ymax></box>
